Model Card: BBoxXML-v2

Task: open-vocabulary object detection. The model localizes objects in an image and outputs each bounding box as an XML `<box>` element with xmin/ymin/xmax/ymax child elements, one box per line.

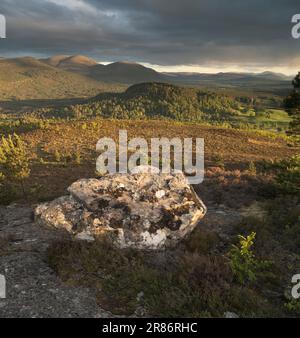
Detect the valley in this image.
<box><xmin>1</xmin><ymin>0</ymin><xmax>300</xmax><ymax>322</ymax></box>
<box><xmin>0</xmin><ymin>55</ymin><xmax>299</xmax><ymax>318</ymax></box>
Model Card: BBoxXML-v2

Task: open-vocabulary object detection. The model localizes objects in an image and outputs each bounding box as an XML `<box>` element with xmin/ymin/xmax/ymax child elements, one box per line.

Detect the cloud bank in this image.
<box><xmin>0</xmin><ymin>0</ymin><xmax>299</xmax><ymax>73</ymax></box>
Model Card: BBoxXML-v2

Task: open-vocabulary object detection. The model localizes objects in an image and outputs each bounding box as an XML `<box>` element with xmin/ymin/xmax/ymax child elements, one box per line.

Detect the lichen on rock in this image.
<box><xmin>35</xmin><ymin>167</ymin><xmax>206</xmax><ymax>250</ymax></box>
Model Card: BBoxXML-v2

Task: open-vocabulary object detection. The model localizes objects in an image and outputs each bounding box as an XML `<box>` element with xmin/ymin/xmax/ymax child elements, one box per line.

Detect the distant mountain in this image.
<box><xmin>90</xmin><ymin>61</ymin><xmax>164</xmax><ymax>84</ymax></box>
<box><xmin>0</xmin><ymin>57</ymin><xmax>122</xmax><ymax>101</ymax></box>
<box><xmin>40</xmin><ymin>54</ymin><xmax>293</xmax><ymax>89</ymax></box>
<box><xmin>165</xmin><ymin>71</ymin><xmax>292</xmax><ymax>82</ymax></box>
<box><xmin>41</xmin><ymin>54</ymin><xmax>98</xmax><ymax>75</ymax></box>
<box><xmin>254</xmin><ymin>71</ymin><xmax>292</xmax><ymax>81</ymax></box>
<box><xmin>0</xmin><ymin>54</ymin><xmax>293</xmax><ymax>101</ymax></box>
<box><xmin>164</xmin><ymin>70</ymin><xmax>291</xmax><ymax>92</ymax></box>
<box><xmin>41</xmin><ymin>55</ymin><xmax>70</xmax><ymax>67</ymax></box>
<box><xmin>42</xmin><ymin>56</ymin><xmax>164</xmax><ymax>84</ymax></box>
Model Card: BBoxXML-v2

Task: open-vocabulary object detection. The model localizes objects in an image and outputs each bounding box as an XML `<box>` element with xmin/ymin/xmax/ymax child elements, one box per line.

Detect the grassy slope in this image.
<box><xmin>231</xmin><ymin>109</ymin><xmax>292</xmax><ymax>130</ymax></box>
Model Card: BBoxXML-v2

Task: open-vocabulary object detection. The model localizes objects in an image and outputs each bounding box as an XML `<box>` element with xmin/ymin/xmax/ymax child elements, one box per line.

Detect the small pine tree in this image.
<box><xmin>54</xmin><ymin>150</ymin><xmax>61</xmax><ymax>162</ymax></box>
<box><xmin>284</xmin><ymin>72</ymin><xmax>300</xmax><ymax>136</ymax></box>
<box><xmin>74</xmin><ymin>150</ymin><xmax>81</xmax><ymax>165</ymax></box>
<box><xmin>248</xmin><ymin>161</ymin><xmax>257</xmax><ymax>175</ymax></box>
<box><xmin>0</xmin><ymin>134</ymin><xmax>30</xmax><ymax>199</ymax></box>
<box><xmin>229</xmin><ymin>232</ymin><xmax>257</xmax><ymax>284</ymax></box>
<box><xmin>229</xmin><ymin>232</ymin><xmax>272</xmax><ymax>285</ymax></box>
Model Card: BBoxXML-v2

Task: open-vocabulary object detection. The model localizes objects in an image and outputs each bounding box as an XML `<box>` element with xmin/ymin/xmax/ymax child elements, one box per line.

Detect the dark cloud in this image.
<box><xmin>0</xmin><ymin>0</ymin><xmax>299</xmax><ymax>68</ymax></box>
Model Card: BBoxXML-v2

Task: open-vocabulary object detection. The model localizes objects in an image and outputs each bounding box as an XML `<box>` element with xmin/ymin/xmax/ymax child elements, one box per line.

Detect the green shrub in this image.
<box><xmin>74</xmin><ymin>150</ymin><xmax>82</xmax><ymax>165</ymax></box>
<box><xmin>275</xmin><ymin>156</ymin><xmax>300</xmax><ymax>194</ymax></box>
<box><xmin>0</xmin><ymin>134</ymin><xmax>30</xmax><ymax>199</ymax></box>
<box><xmin>285</xmin><ymin>299</ymin><xmax>300</xmax><ymax>315</ymax></box>
<box><xmin>213</xmin><ymin>155</ymin><xmax>225</xmax><ymax>169</ymax></box>
<box><xmin>260</xmin><ymin>155</ymin><xmax>300</xmax><ymax>195</ymax></box>
<box><xmin>229</xmin><ymin>232</ymin><xmax>271</xmax><ymax>285</ymax></box>
<box><xmin>248</xmin><ymin>161</ymin><xmax>257</xmax><ymax>175</ymax></box>
<box><xmin>54</xmin><ymin>150</ymin><xmax>61</xmax><ymax>162</ymax></box>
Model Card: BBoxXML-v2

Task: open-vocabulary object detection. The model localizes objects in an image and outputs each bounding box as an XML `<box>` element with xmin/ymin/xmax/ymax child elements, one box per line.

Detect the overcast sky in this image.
<box><xmin>0</xmin><ymin>0</ymin><xmax>299</xmax><ymax>74</ymax></box>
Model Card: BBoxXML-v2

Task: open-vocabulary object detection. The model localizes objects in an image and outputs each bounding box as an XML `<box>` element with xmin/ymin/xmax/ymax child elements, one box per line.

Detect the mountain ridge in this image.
<box><xmin>0</xmin><ymin>54</ymin><xmax>293</xmax><ymax>101</ymax></box>
<box><xmin>39</xmin><ymin>54</ymin><xmax>293</xmax><ymax>83</ymax></box>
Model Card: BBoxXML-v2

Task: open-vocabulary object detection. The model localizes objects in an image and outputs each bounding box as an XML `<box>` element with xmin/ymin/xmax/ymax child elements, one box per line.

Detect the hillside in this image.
<box><xmin>69</xmin><ymin>82</ymin><xmax>290</xmax><ymax>131</ymax></box>
<box><xmin>0</xmin><ymin>57</ymin><xmax>123</xmax><ymax>101</ymax></box>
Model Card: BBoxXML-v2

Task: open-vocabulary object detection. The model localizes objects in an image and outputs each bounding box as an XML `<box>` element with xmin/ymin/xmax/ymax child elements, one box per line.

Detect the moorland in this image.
<box><xmin>0</xmin><ymin>55</ymin><xmax>299</xmax><ymax>318</ymax></box>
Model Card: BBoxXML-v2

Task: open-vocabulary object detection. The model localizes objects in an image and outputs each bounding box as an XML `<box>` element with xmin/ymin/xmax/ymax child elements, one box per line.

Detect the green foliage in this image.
<box><xmin>275</xmin><ymin>155</ymin><xmax>300</xmax><ymax>194</ymax></box>
<box><xmin>54</xmin><ymin>150</ymin><xmax>61</xmax><ymax>162</ymax></box>
<box><xmin>74</xmin><ymin>150</ymin><xmax>82</xmax><ymax>165</ymax></box>
<box><xmin>0</xmin><ymin>133</ymin><xmax>30</xmax><ymax>201</ymax></box>
<box><xmin>230</xmin><ymin>232</ymin><xmax>257</xmax><ymax>284</ymax></box>
<box><xmin>261</xmin><ymin>155</ymin><xmax>300</xmax><ymax>194</ymax></box>
<box><xmin>0</xmin><ymin>133</ymin><xmax>30</xmax><ymax>183</ymax></box>
<box><xmin>248</xmin><ymin>161</ymin><xmax>257</xmax><ymax>175</ymax></box>
<box><xmin>229</xmin><ymin>232</ymin><xmax>270</xmax><ymax>285</ymax></box>
<box><xmin>67</xmin><ymin>83</ymin><xmax>249</xmax><ymax>123</ymax></box>
<box><xmin>284</xmin><ymin>72</ymin><xmax>300</xmax><ymax>136</ymax></box>
<box><xmin>213</xmin><ymin>155</ymin><xmax>225</xmax><ymax>169</ymax></box>
<box><xmin>285</xmin><ymin>299</ymin><xmax>300</xmax><ymax>315</ymax></box>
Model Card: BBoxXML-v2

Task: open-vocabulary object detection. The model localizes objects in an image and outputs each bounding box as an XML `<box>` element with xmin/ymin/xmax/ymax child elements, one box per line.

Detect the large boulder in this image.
<box><xmin>35</xmin><ymin>168</ymin><xmax>206</xmax><ymax>250</ymax></box>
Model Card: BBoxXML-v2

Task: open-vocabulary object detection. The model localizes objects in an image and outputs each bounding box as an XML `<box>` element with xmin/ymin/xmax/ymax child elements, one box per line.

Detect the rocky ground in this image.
<box><xmin>0</xmin><ymin>205</ymin><xmax>113</xmax><ymax>318</ymax></box>
<box><xmin>0</xmin><ymin>202</ymin><xmax>241</xmax><ymax>318</ymax></box>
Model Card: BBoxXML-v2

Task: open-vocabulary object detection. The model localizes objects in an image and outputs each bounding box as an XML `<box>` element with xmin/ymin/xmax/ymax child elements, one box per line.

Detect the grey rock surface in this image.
<box><xmin>0</xmin><ymin>205</ymin><xmax>112</xmax><ymax>318</ymax></box>
<box><xmin>0</xmin><ymin>252</ymin><xmax>110</xmax><ymax>318</ymax></box>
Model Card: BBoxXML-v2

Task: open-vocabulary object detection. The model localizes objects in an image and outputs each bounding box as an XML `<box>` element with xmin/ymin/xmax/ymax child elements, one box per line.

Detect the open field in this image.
<box><xmin>230</xmin><ymin>109</ymin><xmax>292</xmax><ymax>131</ymax></box>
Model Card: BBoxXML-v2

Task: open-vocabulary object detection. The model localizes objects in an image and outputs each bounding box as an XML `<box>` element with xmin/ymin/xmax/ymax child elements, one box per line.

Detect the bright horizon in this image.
<box><xmin>101</xmin><ymin>61</ymin><xmax>298</xmax><ymax>76</ymax></box>
<box><xmin>1</xmin><ymin>53</ymin><xmax>298</xmax><ymax>76</ymax></box>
